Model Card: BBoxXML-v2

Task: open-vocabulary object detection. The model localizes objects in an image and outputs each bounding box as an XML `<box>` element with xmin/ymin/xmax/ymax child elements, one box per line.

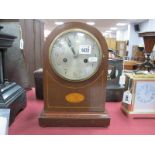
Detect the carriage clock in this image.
<box><xmin>39</xmin><ymin>22</ymin><xmax>110</xmax><ymax>127</ymax></box>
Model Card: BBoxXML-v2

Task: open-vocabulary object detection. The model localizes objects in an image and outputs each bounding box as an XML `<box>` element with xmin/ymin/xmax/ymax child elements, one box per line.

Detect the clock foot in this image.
<box><xmin>39</xmin><ymin>111</ymin><xmax>110</xmax><ymax>127</ymax></box>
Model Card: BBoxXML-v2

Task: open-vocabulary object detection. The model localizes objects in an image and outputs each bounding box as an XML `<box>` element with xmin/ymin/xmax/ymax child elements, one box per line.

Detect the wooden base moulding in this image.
<box><xmin>39</xmin><ymin>110</ymin><xmax>110</xmax><ymax>127</ymax></box>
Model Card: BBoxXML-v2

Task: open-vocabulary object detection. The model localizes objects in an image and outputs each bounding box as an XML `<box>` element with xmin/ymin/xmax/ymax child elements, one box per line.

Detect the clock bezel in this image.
<box><xmin>48</xmin><ymin>28</ymin><xmax>103</xmax><ymax>82</ymax></box>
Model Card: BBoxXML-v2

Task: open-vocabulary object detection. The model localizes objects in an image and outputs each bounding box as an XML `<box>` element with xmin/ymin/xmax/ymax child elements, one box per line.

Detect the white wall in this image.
<box><xmin>128</xmin><ymin>23</ymin><xmax>140</xmax><ymax>58</ymax></box>
<box><xmin>116</xmin><ymin>30</ymin><xmax>123</xmax><ymax>40</ymax></box>
<box><xmin>116</xmin><ymin>29</ymin><xmax>129</xmax><ymax>41</ymax></box>
<box><xmin>140</xmin><ymin>19</ymin><xmax>155</xmax><ymax>32</ymax></box>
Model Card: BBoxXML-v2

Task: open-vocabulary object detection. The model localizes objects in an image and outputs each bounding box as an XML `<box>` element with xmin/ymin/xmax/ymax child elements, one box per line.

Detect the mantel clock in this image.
<box><xmin>39</xmin><ymin>22</ymin><xmax>110</xmax><ymax>127</ymax></box>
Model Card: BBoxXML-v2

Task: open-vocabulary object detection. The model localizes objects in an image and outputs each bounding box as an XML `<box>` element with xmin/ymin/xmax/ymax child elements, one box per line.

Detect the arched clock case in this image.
<box><xmin>39</xmin><ymin>22</ymin><xmax>110</xmax><ymax>127</ymax></box>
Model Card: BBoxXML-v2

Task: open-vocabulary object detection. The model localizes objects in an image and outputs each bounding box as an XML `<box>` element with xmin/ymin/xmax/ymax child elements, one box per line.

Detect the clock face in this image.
<box><xmin>49</xmin><ymin>29</ymin><xmax>102</xmax><ymax>81</ymax></box>
<box><xmin>134</xmin><ymin>81</ymin><xmax>155</xmax><ymax>111</ymax></box>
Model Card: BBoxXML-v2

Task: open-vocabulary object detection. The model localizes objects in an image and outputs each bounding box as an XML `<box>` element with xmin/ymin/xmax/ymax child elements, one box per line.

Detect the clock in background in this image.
<box><xmin>122</xmin><ymin>73</ymin><xmax>155</xmax><ymax>117</ymax></box>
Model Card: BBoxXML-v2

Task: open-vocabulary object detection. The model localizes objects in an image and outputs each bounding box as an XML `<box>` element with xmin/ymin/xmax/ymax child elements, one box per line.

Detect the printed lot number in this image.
<box><xmin>79</xmin><ymin>45</ymin><xmax>91</xmax><ymax>54</ymax></box>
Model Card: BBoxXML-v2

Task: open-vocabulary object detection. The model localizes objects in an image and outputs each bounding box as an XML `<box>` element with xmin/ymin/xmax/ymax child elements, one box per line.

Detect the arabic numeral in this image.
<box><xmin>81</xmin><ymin>48</ymin><xmax>89</xmax><ymax>53</ymax></box>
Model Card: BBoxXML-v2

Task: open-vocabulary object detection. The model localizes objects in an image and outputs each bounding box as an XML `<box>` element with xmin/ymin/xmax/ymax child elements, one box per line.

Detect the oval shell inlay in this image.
<box><xmin>65</xmin><ymin>93</ymin><xmax>85</xmax><ymax>103</ymax></box>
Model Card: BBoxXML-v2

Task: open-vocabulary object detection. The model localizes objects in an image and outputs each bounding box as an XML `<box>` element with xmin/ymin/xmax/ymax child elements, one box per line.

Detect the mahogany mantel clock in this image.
<box><xmin>39</xmin><ymin>22</ymin><xmax>110</xmax><ymax>127</ymax></box>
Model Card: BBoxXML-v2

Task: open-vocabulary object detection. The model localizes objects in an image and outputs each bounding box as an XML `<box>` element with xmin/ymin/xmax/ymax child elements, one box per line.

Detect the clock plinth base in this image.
<box><xmin>39</xmin><ymin>111</ymin><xmax>110</xmax><ymax>127</ymax></box>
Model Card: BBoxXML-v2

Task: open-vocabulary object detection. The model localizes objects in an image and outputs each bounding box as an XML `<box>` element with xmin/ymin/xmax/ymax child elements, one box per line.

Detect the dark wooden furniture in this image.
<box><xmin>0</xmin><ymin>26</ymin><xmax>26</xmax><ymax>125</ymax></box>
<box><xmin>0</xmin><ymin>19</ymin><xmax>44</xmax><ymax>87</ymax></box>
<box><xmin>34</xmin><ymin>68</ymin><xmax>43</xmax><ymax>99</ymax></box>
<box><xmin>139</xmin><ymin>32</ymin><xmax>155</xmax><ymax>53</ymax></box>
<box><xmin>106</xmin><ymin>59</ymin><xmax>124</xmax><ymax>102</ymax></box>
<box><xmin>124</xmin><ymin>60</ymin><xmax>141</xmax><ymax>70</ymax></box>
<box><xmin>39</xmin><ymin>22</ymin><xmax>110</xmax><ymax>127</ymax></box>
<box><xmin>135</xmin><ymin>32</ymin><xmax>155</xmax><ymax>71</ymax></box>
<box><xmin>20</xmin><ymin>19</ymin><xmax>44</xmax><ymax>86</ymax></box>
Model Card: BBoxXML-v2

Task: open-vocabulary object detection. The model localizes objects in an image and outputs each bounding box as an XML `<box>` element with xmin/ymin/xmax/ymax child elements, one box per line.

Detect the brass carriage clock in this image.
<box><xmin>39</xmin><ymin>22</ymin><xmax>110</xmax><ymax>127</ymax></box>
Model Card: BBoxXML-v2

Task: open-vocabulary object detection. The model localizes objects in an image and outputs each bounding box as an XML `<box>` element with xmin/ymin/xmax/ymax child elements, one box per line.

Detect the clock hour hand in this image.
<box><xmin>66</xmin><ymin>37</ymin><xmax>76</xmax><ymax>56</ymax></box>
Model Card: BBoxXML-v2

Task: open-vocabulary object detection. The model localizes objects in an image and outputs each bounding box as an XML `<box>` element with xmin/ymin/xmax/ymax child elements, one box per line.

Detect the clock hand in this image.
<box><xmin>66</xmin><ymin>37</ymin><xmax>76</xmax><ymax>56</ymax></box>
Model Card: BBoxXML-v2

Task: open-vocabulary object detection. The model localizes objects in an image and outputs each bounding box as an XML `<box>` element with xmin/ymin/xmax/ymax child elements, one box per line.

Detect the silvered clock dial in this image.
<box><xmin>135</xmin><ymin>81</ymin><xmax>155</xmax><ymax>105</ymax></box>
<box><xmin>49</xmin><ymin>29</ymin><xmax>102</xmax><ymax>81</ymax></box>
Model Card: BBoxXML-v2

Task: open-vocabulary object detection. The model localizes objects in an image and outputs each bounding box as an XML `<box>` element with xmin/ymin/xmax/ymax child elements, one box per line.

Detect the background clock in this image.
<box><xmin>122</xmin><ymin>73</ymin><xmax>155</xmax><ymax>117</ymax></box>
<box><xmin>39</xmin><ymin>22</ymin><xmax>110</xmax><ymax>127</ymax></box>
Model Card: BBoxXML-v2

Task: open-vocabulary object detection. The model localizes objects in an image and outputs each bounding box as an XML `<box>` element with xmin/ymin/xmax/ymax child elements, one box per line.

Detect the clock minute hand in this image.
<box><xmin>66</xmin><ymin>37</ymin><xmax>76</xmax><ymax>56</ymax></box>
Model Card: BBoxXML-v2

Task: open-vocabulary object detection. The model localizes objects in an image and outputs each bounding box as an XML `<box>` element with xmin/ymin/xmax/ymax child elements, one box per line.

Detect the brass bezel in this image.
<box><xmin>49</xmin><ymin>28</ymin><xmax>103</xmax><ymax>82</ymax></box>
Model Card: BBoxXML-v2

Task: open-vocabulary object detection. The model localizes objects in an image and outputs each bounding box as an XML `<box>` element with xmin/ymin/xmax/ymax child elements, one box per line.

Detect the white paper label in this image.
<box><xmin>0</xmin><ymin>117</ymin><xmax>8</xmax><ymax>135</ymax></box>
<box><xmin>119</xmin><ymin>74</ymin><xmax>126</xmax><ymax>85</ymax></box>
<box><xmin>79</xmin><ymin>45</ymin><xmax>91</xmax><ymax>54</ymax></box>
<box><xmin>20</xmin><ymin>39</ymin><xmax>24</xmax><ymax>50</ymax></box>
<box><xmin>88</xmin><ymin>57</ymin><xmax>98</xmax><ymax>62</ymax></box>
<box><xmin>123</xmin><ymin>90</ymin><xmax>132</xmax><ymax>104</ymax></box>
